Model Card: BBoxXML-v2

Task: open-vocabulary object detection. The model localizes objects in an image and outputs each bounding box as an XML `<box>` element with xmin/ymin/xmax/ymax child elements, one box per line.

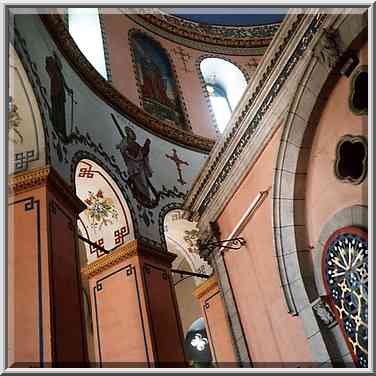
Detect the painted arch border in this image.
<box><xmin>271</xmin><ymin>12</ymin><xmax>367</xmax><ymax>366</ymax></box>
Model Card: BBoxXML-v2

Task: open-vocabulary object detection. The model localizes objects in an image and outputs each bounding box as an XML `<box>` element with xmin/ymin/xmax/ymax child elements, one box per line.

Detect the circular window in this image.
<box><xmin>349</xmin><ymin>65</ymin><xmax>368</xmax><ymax>116</ymax></box>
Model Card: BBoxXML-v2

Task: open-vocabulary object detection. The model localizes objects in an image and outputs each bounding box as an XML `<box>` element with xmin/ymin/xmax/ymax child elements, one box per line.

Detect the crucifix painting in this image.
<box><xmin>165</xmin><ymin>148</ymin><xmax>190</xmax><ymax>185</ymax></box>
<box><xmin>131</xmin><ymin>32</ymin><xmax>187</xmax><ymax>130</ymax></box>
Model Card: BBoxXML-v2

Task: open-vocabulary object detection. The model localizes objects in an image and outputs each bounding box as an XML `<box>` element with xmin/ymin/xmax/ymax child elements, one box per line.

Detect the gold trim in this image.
<box><xmin>40</xmin><ymin>15</ymin><xmax>214</xmax><ymax>154</ymax></box>
<box><xmin>82</xmin><ymin>239</ymin><xmax>177</xmax><ymax>278</ymax></box>
<box><xmin>82</xmin><ymin>239</ymin><xmax>138</xmax><ymax>278</ymax></box>
<box><xmin>193</xmin><ymin>275</ymin><xmax>218</xmax><ymax>299</ymax></box>
<box><xmin>8</xmin><ymin>165</ymin><xmax>86</xmax><ymax>212</ymax></box>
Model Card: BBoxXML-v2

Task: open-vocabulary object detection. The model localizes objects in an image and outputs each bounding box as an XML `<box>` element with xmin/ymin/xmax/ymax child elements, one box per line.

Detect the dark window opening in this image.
<box><xmin>336</xmin><ymin>137</ymin><xmax>367</xmax><ymax>183</ymax></box>
<box><xmin>352</xmin><ymin>72</ymin><xmax>368</xmax><ymax>113</ymax></box>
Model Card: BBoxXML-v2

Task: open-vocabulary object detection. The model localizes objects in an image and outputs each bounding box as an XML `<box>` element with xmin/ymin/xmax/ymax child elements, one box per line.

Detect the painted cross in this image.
<box><xmin>165</xmin><ymin>149</ymin><xmax>190</xmax><ymax>185</ymax></box>
<box><xmin>172</xmin><ymin>46</ymin><xmax>192</xmax><ymax>73</ymax></box>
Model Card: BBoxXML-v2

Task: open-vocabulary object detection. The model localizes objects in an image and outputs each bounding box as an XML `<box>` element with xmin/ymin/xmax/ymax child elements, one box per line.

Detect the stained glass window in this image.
<box><xmin>323</xmin><ymin>227</ymin><xmax>368</xmax><ymax>367</ymax></box>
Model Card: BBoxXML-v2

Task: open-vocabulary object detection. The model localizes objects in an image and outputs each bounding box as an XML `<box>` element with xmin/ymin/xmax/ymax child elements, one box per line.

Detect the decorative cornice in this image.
<box><xmin>134</xmin><ymin>14</ymin><xmax>281</xmax><ymax>49</ymax></box>
<box><xmin>40</xmin><ymin>14</ymin><xmax>214</xmax><ymax>154</ymax></box>
<box><xmin>193</xmin><ymin>275</ymin><xmax>218</xmax><ymax>299</ymax></box>
<box><xmin>184</xmin><ymin>12</ymin><xmax>327</xmax><ymax>219</ymax></box>
<box><xmin>125</xmin><ymin>13</ymin><xmax>269</xmax><ymax>56</ymax></box>
<box><xmin>82</xmin><ymin>239</ymin><xmax>177</xmax><ymax>278</ymax></box>
<box><xmin>82</xmin><ymin>239</ymin><xmax>138</xmax><ymax>278</ymax></box>
<box><xmin>8</xmin><ymin>165</ymin><xmax>86</xmax><ymax>213</ymax></box>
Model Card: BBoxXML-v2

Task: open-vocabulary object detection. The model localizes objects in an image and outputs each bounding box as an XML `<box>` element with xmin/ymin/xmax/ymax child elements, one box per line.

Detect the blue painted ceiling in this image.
<box><xmin>169</xmin><ymin>8</ymin><xmax>287</xmax><ymax>26</ymax></box>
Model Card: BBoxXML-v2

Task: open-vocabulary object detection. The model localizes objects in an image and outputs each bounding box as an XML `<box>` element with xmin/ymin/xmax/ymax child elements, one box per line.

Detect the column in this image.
<box><xmin>82</xmin><ymin>240</ymin><xmax>187</xmax><ymax>367</ymax></box>
<box><xmin>193</xmin><ymin>276</ymin><xmax>238</xmax><ymax>367</ymax></box>
<box><xmin>8</xmin><ymin>166</ymin><xmax>88</xmax><ymax>367</ymax></box>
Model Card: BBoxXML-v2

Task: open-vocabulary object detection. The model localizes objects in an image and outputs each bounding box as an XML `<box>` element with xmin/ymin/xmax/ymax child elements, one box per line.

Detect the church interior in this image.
<box><xmin>7</xmin><ymin>5</ymin><xmax>369</xmax><ymax>369</ymax></box>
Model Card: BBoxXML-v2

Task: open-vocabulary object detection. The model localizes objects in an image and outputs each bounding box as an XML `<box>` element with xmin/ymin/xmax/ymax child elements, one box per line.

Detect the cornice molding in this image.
<box><xmin>134</xmin><ymin>13</ymin><xmax>280</xmax><ymax>48</ymax></box>
<box><xmin>82</xmin><ymin>239</ymin><xmax>138</xmax><ymax>278</ymax></box>
<box><xmin>184</xmin><ymin>10</ymin><xmax>330</xmax><ymax>229</ymax></box>
<box><xmin>39</xmin><ymin>14</ymin><xmax>214</xmax><ymax>154</ymax></box>
<box><xmin>193</xmin><ymin>275</ymin><xmax>218</xmax><ymax>299</ymax></box>
<box><xmin>8</xmin><ymin>165</ymin><xmax>86</xmax><ymax>213</ymax></box>
<box><xmin>82</xmin><ymin>239</ymin><xmax>177</xmax><ymax>278</ymax></box>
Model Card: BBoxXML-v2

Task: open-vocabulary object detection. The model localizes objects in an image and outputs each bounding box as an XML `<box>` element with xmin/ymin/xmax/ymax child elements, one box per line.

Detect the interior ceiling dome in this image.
<box><xmin>167</xmin><ymin>8</ymin><xmax>287</xmax><ymax>26</ymax></box>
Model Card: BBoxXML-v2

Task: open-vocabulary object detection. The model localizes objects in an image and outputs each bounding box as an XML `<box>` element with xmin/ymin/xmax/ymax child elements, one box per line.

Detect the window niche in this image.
<box><xmin>349</xmin><ymin>65</ymin><xmax>368</xmax><ymax>116</ymax></box>
<box><xmin>335</xmin><ymin>135</ymin><xmax>367</xmax><ymax>184</ymax></box>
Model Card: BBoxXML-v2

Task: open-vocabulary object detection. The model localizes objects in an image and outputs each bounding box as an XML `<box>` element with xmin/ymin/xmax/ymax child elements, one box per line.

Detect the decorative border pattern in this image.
<box><xmin>82</xmin><ymin>240</ymin><xmax>138</xmax><ymax>278</ymax></box>
<box><xmin>187</xmin><ymin>14</ymin><xmax>323</xmax><ymax>214</ymax></box>
<box><xmin>70</xmin><ymin>150</ymin><xmax>140</xmax><ymax>240</ymax></box>
<box><xmin>98</xmin><ymin>13</ymin><xmax>113</xmax><ymax>82</ymax></box>
<box><xmin>40</xmin><ymin>15</ymin><xmax>213</xmax><ymax>153</ymax></box>
<box><xmin>132</xmin><ymin>13</ymin><xmax>281</xmax><ymax>48</ymax></box>
<box><xmin>9</xmin><ymin>165</ymin><xmax>86</xmax><ymax>213</ymax></box>
<box><xmin>334</xmin><ymin>135</ymin><xmax>367</xmax><ymax>185</ymax></box>
<box><xmin>128</xmin><ymin>28</ymin><xmax>192</xmax><ymax>132</ymax></box>
<box><xmin>348</xmin><ymin>64</ymin><xmax>368</xmax><ymax>116</ymax></box>
<box><xmin>126</xmin><ymin>14</ymin><xmax>268</xmax><ymax>56</ymax></box>
<box><xmin>195</xmin><ymin>54</ymin><xmax>251</xmax><ymax>135</ymax></box>
<box><xmin>193</xmin><ymin>275</ymin><xmax>218</xmax><ymax>300</ymax></box>
<box><xmin>158</xmin><ymin>202</ymin><xmax>184</xmax><ymax>252</ymax></box>
<box><xmin>12</xmin><ymin>27</ymin><xmax>52</xmax><ymax>166</ymax></box>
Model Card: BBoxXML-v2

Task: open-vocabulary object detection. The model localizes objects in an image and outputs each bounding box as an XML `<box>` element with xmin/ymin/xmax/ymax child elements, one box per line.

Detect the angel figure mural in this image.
<box><xmin>112</xmin><ymin>114</ymin><xmax>160</xmax><ymax>208</ymax></box>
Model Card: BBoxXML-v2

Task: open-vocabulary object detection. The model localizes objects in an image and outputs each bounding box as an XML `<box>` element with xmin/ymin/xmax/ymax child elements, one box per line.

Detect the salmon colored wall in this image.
<box><xmin>8</xmin><ymin>189</ymin><xmax>46</xmax><ymax>366</ymax></box>
<box><xmin>8</xmin><ymin>184</ymin><xmax>87</xmax><ymax>367</ymax></box>
<box><xmin>88</xmin><ymin>257</ymin><xmax>153</xmax><ymax>366</ymax></box>
<box><xmin>101</xmin><ymin>13</ymin><xmax>260</xmax><ymax>139</ymax></box>
<box><xmin>197</xmin><ymin>284</ymin><xmax>237</xmax><ymax>366</ymax></box>
<box><xmin>305</xmin><ymin>42</ymin><xmax>368</xmax><ymax>247</ymax></box>
<box><xmin>88</xmin><ymin>249</ymin><xmax>186</xmax><ymax>367</ymax></box>
<box><xmin>217</xmin><ymin>127</ymin><xmax>314</xmax><ymax>364</ymax></box>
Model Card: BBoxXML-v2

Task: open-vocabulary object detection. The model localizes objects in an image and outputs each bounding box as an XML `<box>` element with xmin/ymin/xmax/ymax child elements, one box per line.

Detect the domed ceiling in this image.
<box><xmin>124</xmin><ymin>8</ymin><xmax>287</xmax><ymax>54</ymax></box>
<box><xmin>171</xmin><ymin>8</ymin><xmax>287</xmax><ymax>26</ymax></box>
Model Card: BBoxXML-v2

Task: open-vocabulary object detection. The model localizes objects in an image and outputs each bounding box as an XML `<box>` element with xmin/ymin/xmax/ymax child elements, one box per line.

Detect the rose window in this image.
<box><xmin>323</xmin><ymin>227</ymin><xmax>368</xmax><ymax>367</ymax></box>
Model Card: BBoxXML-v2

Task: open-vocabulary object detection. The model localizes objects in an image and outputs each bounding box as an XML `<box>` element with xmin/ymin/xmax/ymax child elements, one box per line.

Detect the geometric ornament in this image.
<box><xmin>323</xmin><ymin>227</ymin><xmax>368</xmax><ymax>367</ymax></box>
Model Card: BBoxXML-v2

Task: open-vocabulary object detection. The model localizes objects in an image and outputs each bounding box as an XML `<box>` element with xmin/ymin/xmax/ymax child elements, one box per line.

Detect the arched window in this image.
<box><xmin>67</xmin><ymin>8</ymin><xmax>108</xmax><ymax>79</ymax></box>
<box><xmin>200</xmin><ymin>58</ymin><xmax>247</xmax><ymax>133</ymax></box>
<box><xmin>75</xmin><ymin>159</ymin><xmax>134</xmax><ymax>263</ymax></box>
<box><xmin>323</xmin><ymin>227</ymin><xmax>368</xmax><ymax>367</ymax></box>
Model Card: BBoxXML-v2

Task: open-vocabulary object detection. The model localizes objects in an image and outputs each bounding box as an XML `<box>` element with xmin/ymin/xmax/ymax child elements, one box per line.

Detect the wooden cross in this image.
<box><xmin>165</xmin><ymin>149</ymin><xmax>190</xmax><ymax>185</ymax></box>
<box><xmin>172</xmin><ymin>46</ymin><xmax>192</xmax><ymax>73</ymax></box>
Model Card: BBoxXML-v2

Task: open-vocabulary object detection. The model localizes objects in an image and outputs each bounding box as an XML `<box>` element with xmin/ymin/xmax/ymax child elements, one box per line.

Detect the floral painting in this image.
<box><xmin>84</xmin><ymin>189</ymin><xmax>119</xmax><ymax>232</ymax></box>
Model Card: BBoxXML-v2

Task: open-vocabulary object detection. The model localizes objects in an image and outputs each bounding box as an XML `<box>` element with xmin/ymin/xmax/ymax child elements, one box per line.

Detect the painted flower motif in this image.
<box><xmin>84</xmin><ymin>190</ymin><xmax>118</xmax><ymax>232</ymax></box>
<box><xmin>190</xmin><ymin>333</ymin><xmax>208</xmax><ymax>352</ymax></box>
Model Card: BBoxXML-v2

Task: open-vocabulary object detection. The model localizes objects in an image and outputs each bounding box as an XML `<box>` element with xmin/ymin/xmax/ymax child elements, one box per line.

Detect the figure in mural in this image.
<box><xmin>112</xmin><ymin>114</ymin><xmax>160</xmax><ymax>208</ymax></box>
<box><xmin>45</xmin><ymin>52</ymin><xmax>75</xmax><ymax>142</ymax></box>
<box><xmin>8</xmin><ymin>96</ymin><xmax>23</xmax><ymax>144</ymax></box>
<box><xmin>132</xmin><ymin>32</ymin><xmax>186</xmax><ymax>129</ymax></box>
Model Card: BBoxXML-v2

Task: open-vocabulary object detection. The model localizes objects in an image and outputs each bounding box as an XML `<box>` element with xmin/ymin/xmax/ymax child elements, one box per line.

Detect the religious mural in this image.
<box><xmin>45</xmin><ymin>52</ymin><xmax>75</xmax><ymax>143</ymax></box>
<box><xmin>12</xmin><ymin>15</ymin><xmax>207</xmax><ymax>250</ymax></box>
<box><xmin>131</xmin><ymin>32</ymin><xmax>186</xmax><ymax>129</ymax></box>
<box><xmin>112</xmin><ymin>114</ymin><xmax>160</xmax><ymax>209</ymax></box>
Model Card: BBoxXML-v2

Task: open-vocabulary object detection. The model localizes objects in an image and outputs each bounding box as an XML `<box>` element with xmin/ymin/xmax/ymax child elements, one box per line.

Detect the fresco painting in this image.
<box><xmin>45</xmin><ymin>52</ymin><xmax>76</xmax><ymax>142</ymax></box>
<box><xmin>132</xmin><ymin>32</ymin><xmax>186</xmax><ymax>129</ymax></box>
